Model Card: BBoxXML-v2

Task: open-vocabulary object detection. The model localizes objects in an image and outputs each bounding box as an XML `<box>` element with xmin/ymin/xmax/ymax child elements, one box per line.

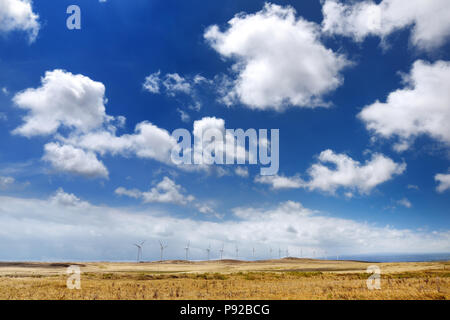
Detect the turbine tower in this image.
<box><xmin>278</xmin><ymin>247</ymin><xmax>282</xmax><ymax>259</ymax></box>
<box><xmin>252</xmin><ymin>247</ymin><xmax>255</xmax><ymax>259</ymax></box>
<box><xmin>184</xmin><ymin>241</ymin><xmax>190</xmax><ymax>261</ymax></box>
<box><xmin>133</xmin><ymin>240</ymin><xmax>145</xmax><ymax>263</ymax></box>
<box><xmin>159</xmin><ymin>240</ymin><xmax>168</xmax><ymax>262</ymax></box>
<box><xmin>235</xmin><ymin>245</ymin><xmax>239</xmax><ymax>259</ymax></box>
<box><xmin>269</xmin><ymin>247</ymin><xmax>272</xmax><ymax>258</ymax></box>
<box><xmin>206</xmin><ymin>244</ymin><xmax>211</xmax><ymax>261</ymax></box>
<box><xmin>219</xmin><ymin>243</ymin><xmax>224</xmax><ymax>260</ymax></box>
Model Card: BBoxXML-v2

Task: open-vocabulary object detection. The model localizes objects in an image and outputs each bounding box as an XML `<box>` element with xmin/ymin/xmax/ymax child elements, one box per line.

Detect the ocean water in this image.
<box><xmin>337</xmin><ymin>253</ymin><xmax>450</xmax><ymax>263</ymax></box>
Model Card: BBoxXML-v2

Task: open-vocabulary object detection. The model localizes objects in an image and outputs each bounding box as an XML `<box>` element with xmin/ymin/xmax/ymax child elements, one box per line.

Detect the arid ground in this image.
<box><xmin>0</xmin><ymin>258</ymin><xmax>448</xmax><ymax>300</ymax></box>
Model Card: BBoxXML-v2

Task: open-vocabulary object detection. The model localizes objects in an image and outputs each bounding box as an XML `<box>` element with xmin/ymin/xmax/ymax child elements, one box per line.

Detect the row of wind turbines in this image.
<box><xmin>133</xmin><ymin>240</ymin><xmax>337</xmax><ymax>263</ymax></box>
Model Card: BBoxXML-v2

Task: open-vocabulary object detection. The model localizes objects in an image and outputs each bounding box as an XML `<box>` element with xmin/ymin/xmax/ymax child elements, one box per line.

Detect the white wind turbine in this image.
<box><xmin>159</xmin><ymin>240</ymin><xmax>168</xmax><ymax>262</ymax></box>
<box><xmin>235</xmin><ymin>244</ymin><xmax>239</xmax><ymax>259</ymax></box>
<box><xmin>219</xmin><ymin>243</ymin><xmax>224</xmax><ymax>260</ymax></box>
<box><xmin>252</xmin><ymin>247</ymin><xmax>255</xmax><ymax>259</ymax></box>
<box><xmin>206</xmin><ymin>243</ymin><xmax>211</xmax><ymax>261</ymax></box>
<box><xmin>184</xmin><ymin>241</ymin><xmax>190</xmax><ymax>261</ymax></box>
<box><xmin>278</xmin><ymin>247</ymin><xmax>282</xmax><ymax>259</ymax></box>
<box><xmin>269</xmin><ymin>247</ymin><xmax>273</xmax><ymax>258</ymax></box>
<box><xmin>133</xmin><ymin>240</ymin><xmax>145</xmax><ymax>263</ymax></box>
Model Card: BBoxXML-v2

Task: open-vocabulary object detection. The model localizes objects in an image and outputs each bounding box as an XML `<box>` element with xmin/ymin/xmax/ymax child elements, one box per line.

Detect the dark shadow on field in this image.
<box><xmin>0</xmin><ymin>262</ymin><xmax>86</xmax><ymax>269</ymax></box>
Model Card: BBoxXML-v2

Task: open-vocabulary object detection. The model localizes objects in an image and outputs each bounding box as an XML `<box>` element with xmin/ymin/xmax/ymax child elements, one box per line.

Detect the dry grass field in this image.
<box><xmin>0</xmin><ymin>258</ymin><xmax>448</xmax><ymax>300</ymax></box>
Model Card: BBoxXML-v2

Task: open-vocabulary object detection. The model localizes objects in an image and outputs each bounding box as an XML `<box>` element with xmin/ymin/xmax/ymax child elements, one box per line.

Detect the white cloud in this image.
<box><xmin>234</xmin><ymin>166</ymin><xmax>249</xmax><ymax>178</ymax></box>
<box><xmin>0</xmin><ymin>176</ymin><xmax>15</xmax><ymax>189</ymax></box>
<box><xmin>142</xmin><ymin>71</ymin><xmax>161</xmax><ymax>93</ymax></box>
<box><xmin>435</xmin><ymin>172</ymin><xmax>450</xmax><ymax>193</ymax></box>
<box><xmin>1</xmin><ymin>87</ymin><xmax>8</xmax><ymax>95</ymax></box>
<box><xmin>62</xmin><ymin>121</ymin><xmax>177</xmax><ymax>164</ymax></box>
<box><xmin>322</xmin><ymin>0</ymin><xmax>450</xmax><ymax>51</ymax></box>
<box><xmin>255</xmin><ymin>174</ymin><xmax>303</xmax><ymax>190</ymax></box>
<box><xmin>116</xmin><ymin>176</ymin><xmax>195</xmax><ymax>205</ymax></box>
<box><xmin>50</xmin><ymin>188</ymin><xmax>89</xmax><ymax>208</ymax></box>
<box><xmin>358</xmin><ymin>60</ymin><xmax>450</xmax><ymax>152</ymax></box>
<box><xmin>305</xmin><ymin>150</ymin><xmax>406</xmax><ymax>194</ymax></box>
<box><xmin>204</xmin><ymin>3</ymin><xmax>349</xmax><ymax>111</ymax></box>
<box><xmin>0</xmin><ymin>195</ymin><xmax>448</xmax><ymax>260</ymax></box>
<box><xmin>43</xmin><ymin>142</ymin><xmax>109</xmax><ymax>178</ymax></box>
<box><xmin>13</xmin><ymin>69</ymin><xmax>109</xmax><ymax>137</ymax></box>
<box><xmin>143</xmin><ymin>72</ymin><xmax>206</xmax><ymax>111</ymax></box>
<box><xmin>163</xmin><ymin>73</ymin><xmax>191</xmax><ymax>96</ymax></box>
<box><xmin>256</xmin><ymin>150</ymin><xmax>405</xmax><ymax>195</ymax></box>
<box><xmin>192</xmin><ymin>116</ymin><xmax>254</xmax><ymax>165</ymax></box>
<box><xmin>177</xmin><ymin>108</ymin><xmax>190</xmax><ymax>123</ymax></box>
<box><xmin>397</xmin><ymin>198</ymin><xmax>412</xmax><ymax>208</ymax></box>
<box><xmin>0</xmin><ymin>0</ymin><xmax>40</xmax><ymax>42</ymax></box>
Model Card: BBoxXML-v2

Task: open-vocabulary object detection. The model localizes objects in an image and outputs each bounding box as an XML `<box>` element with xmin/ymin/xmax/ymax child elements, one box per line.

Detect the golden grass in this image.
<box><xmin>0</xmin><ymin>259</ymin><xmax>448</xmax><ymax>300</ymax></box>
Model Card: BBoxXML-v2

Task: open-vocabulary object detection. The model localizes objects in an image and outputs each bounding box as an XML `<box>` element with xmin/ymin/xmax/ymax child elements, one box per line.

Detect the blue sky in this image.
<box><xmin>0</xmin><ymin>0</ymin><xmax>449</xmax><ymax>261</ymax></box>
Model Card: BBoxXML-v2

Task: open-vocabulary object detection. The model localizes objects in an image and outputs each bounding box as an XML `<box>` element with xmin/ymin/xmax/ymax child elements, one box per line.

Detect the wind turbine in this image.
<box><xmin>252</xmin><ymin>247</ymin><xmax>255</xmax><ymax>259</ymax></box>
<box><xmin>184</xmin><ymin>241</ymin><xmax>190</xmax><ymax>261</ymax></box>
<box><xmin>133</xmin><ymin>240</ymin><xmax>145</xmax><ymax>263</ymax></box>
<box><xmin>206</xmin><ymin>243</ymin><xmax>211</xmax><ymax>261</ymax></box>
<box><xmin>269</xmin><ymin>247</ymin><xmax>273</xmax><ymax>258</ymax></box>
<box><xmin>159</xmin><ymin>240</ymin><xmax>168</xmax><ymax>262</ymax></box>
<box><xmin>235</xmin><ymin>245</ymin><xmax>239</xmax><ymax>259</ymax></box>
<box><xmin>278</xmin><ymin>247</ymin><xmax>282</xmax><ymax>259</ymax></box>
<box><xmin>286</xmin><ymin>248</ymin><xmax>289</xmax><ymax>258</ymax></box>
<box><xmin>219</xmin><ymin>243</ymin><xmax>224</xmax><ymax>260</ymax></box>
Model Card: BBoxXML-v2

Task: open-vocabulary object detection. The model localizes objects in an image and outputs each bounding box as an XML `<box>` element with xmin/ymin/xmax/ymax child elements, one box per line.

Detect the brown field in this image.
<box><xmin>0</xmin><ymin>258</ymin><xmax>448</xmax><ymax>300</ymax></box>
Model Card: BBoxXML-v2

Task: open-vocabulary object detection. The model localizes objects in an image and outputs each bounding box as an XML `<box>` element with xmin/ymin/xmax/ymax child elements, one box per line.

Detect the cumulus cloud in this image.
<box><xmin>204</xmin><ymin>3</ymin><xmax>349</xmax><ymax>111</ymax></box>
<box><xmin>115</xmin><ymin>176</ymin><xmax>195</xmax><ymax>205</ymax></box>
<box><xmin>62</xmin><ymin>121</ymin><xmax>177</xmax><ymax>164</ymax></box>
<box><xmin>0</xmin><ymin>195</ymin><xmax>448</xmax><ymax>261</ymax></box>
<box><xmin>305</xmin><ymin>150</ymin><xmax>406</xmax><ymax>194</ymax></box>
<box><xmin>13</xmin><ymin>69</ymin><xmax>109</xmax><ymax>137</ymax></box>
<box><xmin>435</xmin><ymin>172</ymin><xmax>450</xmax><ymax>193</ymax></box>
<box><xmin>322</xmin><ymin>0</ymin><xmax>450</xmax><ymax>50</ymax></box>
<box><xmin>358</xmin><ymin>60</ymin><xmax>450</xmax><ymax>152</ymax></box>
<box><xmin>256</xmin><ymin>150</ymin><xmax>405</xmax><ymax>195</ymax></box>
<box><xmin>192</xmin><ymin>116</ymin><xmax>256</xmax><ymax>166</ymax></box>
<box><xmin>43</xmin><ymin>142</ymin><xmax>109</xmax><ymax>178</ymax></box>
<box><xmin>0</xmin><ymin>0</ymin><xmax>40</xmax><ymax>42</ymax></box>
<box><xmin>50</xmin><ymin>188</ymin><xmax>89</xmax><ymax>207</ymax></box>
